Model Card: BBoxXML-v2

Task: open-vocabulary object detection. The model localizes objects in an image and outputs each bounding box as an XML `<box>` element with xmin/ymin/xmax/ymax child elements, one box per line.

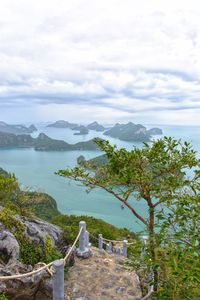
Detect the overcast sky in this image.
<box><xmin>0</xmin><ymin>0</ymin><xmax>200</xmax><ymax>125</ymax></box>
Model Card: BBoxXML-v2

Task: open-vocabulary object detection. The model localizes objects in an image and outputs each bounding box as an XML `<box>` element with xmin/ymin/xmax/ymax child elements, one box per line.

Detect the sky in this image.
<box><xmin>0</xmin><ymin>0</ymin><xmax>200</xmax><ymax>125</ymax></box>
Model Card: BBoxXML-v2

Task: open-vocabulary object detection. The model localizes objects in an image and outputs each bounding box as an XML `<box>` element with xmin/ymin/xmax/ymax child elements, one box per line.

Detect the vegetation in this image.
<box><xmin>0</xmin><ymin>292</ymin><xmax>9</xmax><ymax>300</ymax></box>
<box><xmin>21</xmin><ymin>191</ymin><xmax>60</xmax><ymax>221</ymax></box>
<box><xmin>0</xmin><ymin>170</ymin><xmax>19</xmax><ymax>206</ymax></box>
<box><xmin>52</xmin><ymin>214</ymin><xmax>136</xmax><ymax>245</ymax></box>
<box><xmin>57</xmin><ymin>137</ymin><xmax>200</xmax><ymax>299</ymax></box>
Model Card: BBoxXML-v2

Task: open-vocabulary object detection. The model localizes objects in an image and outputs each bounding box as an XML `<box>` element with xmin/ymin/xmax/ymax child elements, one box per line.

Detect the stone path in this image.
<box><xmin>64</xmin><ymin>247</ymin><xmax>142</xmax><ymax>300</ymax></box>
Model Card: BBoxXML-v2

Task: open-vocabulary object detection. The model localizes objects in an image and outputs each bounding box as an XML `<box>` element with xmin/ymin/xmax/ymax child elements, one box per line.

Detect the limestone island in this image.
<box><xmin>0</xmin><ymin>121</ymin><xmax>37</xmax><ymax>135</ymax></box>
<box><xmin>87</xmin><ymin>121</ymin><xmax>105</xmax><ymax>132</ymax></box>
<box><xmin>104</xmin><ymin>122</ymin><xmax>162</xmax><ymax>142</ymax></box>
<box><xmin>47</xmin><ymin>120</ymin><xmax>78</xmax><ymax>129</ymax></box>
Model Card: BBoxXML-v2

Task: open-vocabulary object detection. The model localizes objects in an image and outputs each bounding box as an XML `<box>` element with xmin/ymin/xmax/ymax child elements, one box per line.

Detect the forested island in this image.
<box><xmin>0</xmin><ymin>132</ymin><xmax>100</xmax><ymax>151</ymax></box>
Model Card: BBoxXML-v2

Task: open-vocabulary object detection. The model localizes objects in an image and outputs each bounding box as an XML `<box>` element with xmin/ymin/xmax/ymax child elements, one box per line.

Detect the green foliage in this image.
<box><xmin>21</xmin><ymin>191</ymin><xmax>60</xmax><ymax>221</ymax></box>
<box><xmin>0</xmin><ymin>172</ymin><xmax>19</xmax><ymax>206</ymax></box>
<box><xmin>52</xmin><ymin>214</ymin><xmax>136</xmax><ymax>246</ymax></box>
<box><xmin>57</xmin><ymin>137</ymin><xmax>200</xmax><ymax>299</ymax></box>
<box><xmin>43</xmin><ymin>236</ymin><xmax>62</xmax><ymax>263</ymax></box>
<box><xmin>0</xmin><ymin>293</ymin><xmax>9</xmax><ymax>300</ymax></box>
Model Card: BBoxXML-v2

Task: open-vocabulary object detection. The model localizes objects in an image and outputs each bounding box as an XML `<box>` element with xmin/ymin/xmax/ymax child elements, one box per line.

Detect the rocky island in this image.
<box><xmin>104</xmin><ymin>122</ymin><xmax>162</xmax><ymax>142</ymax></box>
<box><xmin>0</xmin><ymin>121</ymin><xmax>37</xmax><ymax>135</ymax></box>
<box><xmin>73</xmin><ymin>125</ymin><xmax>89</xmax><ymax>135</ymax></box>
<box><xmin>0</xmin><ymin>131</ymin><xmax>101</xmax><ymax>151</ymax></box>
<box><xmin>87</xmin><ymin>121</ymin><xmax>105</xmax><ymax>131</ymax></box>
<box><xmin>147</xmin><ymin>127</ymin><xmax>163</xmax><ymax>135</ymax></box>
<box><xmin>47</xmin><ymin>120</ymin><xmax>78</xmax><ymax>129</ymax></box>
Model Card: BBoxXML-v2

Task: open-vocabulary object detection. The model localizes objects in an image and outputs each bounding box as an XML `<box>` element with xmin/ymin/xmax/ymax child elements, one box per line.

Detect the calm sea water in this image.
<box><xmin>0</xmin><ymin>124</ymin><xmax>199</xmax><ymax>232</ymax></box>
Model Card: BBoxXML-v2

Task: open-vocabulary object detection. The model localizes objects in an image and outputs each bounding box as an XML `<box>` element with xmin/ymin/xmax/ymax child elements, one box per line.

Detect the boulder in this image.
<box><xmin>0</xmin><ymin>211</ymin><xmax>66</xmax><ymax>299</ymax></box>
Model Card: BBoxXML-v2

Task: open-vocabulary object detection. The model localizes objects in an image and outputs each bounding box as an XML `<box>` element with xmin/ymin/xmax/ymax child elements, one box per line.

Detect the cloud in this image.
<box><xmin>0</xmin><ymin>0</ymin><xmax>200</xmax><ymax>124</ymax></box>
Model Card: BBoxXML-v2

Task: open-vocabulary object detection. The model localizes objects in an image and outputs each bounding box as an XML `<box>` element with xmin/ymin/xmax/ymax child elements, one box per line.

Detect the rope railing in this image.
<box><xmin>141</xmin><ymin>286</ymin><xmax>154</xmax><ymax>300</ymax></box>
<box><xmin>63</xmin><ymin>227</ymin><xmax>82</xmax><ymax>263</ymax></box>
<box><xmin>0</xmin><ymin>227</ymin><xmax>83</xmax><ymax>282</ymax></box>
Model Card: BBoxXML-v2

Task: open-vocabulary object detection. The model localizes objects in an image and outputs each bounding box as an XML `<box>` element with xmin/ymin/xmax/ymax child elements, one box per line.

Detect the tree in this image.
<box><xmin>57</xmin><ymin>137</ymin><xmax>200</xmax><ymax>297</ymax></box>
<box><xmin>0</xmin><ymin>171</ymin><xmax>19</xmax><ymax>206</ymax></box>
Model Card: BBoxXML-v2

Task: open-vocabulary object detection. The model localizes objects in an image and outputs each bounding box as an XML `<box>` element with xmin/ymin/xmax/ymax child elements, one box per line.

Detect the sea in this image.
<box><xmin>0</xmin><ymin>124</ymin><xmax>199</xmax><ymax>232</ymax></box>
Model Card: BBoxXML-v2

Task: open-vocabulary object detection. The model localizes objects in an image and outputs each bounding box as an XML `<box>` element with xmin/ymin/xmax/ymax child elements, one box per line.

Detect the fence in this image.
<box><xmin>0</xmin><ymin>221</ymin><xmax>153</xmax><ymax>300</ymax></box>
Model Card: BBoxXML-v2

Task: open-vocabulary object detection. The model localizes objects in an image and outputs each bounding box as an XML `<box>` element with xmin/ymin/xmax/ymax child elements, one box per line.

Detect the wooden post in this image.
<box><xmin>98</xmin><ymin>234</ymin><xmax>103</xmax><ymax>250</ymax></box>
<box><xmin>122</xmin><ymin>240</ymin><xmax>127</xmax><ymax>257</ymax></box>
<box><xmin>53</xmin><ymin>259</ymin><xmax>64</xmax><ymax>300</ymax></box>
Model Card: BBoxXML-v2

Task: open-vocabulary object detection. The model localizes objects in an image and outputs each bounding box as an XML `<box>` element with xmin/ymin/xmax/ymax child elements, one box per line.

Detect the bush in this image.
<box><xmin>52</xmin><ymin>214</ymin><xmax>137</xmax><ymax>247</ymax></box>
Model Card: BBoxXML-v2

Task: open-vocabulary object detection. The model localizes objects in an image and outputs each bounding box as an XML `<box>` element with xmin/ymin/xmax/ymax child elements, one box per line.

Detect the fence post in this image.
<box><xmin>116</xmin><ymin>247</ymin><xmax>121</xmax><ymax>255</ymax></box>
<box><xmin>141</xmin><ymin>235</ymin><xmax>148</xmax><ymax>258</ymax></box>
<box><xmin>76</xmin><ymin>221</ymin><xmax>91</xmax><ymax>258</ymax></box>
<box><xmin>85</xmin><ymin>230</ymin><xmax>89</xmax><ymax>248</ymax></box>
<box><xmin>122</xmin><ymin>240</ymin><xmax>127</xmax><ymax>257</ymax></box>
<box><xmin>98</xmin><ymin>234</ymin><xmax>103</xmax><ymax>250</ymax></box>
<box><xmin>53</xmin><ymin>259</ymin><xmax>64</xmax><ymax>300</ymax></box>
<box><xmin>106</xmin><ymin>242</ymin><xmax>112</xmax><ymax>253</ymax></box>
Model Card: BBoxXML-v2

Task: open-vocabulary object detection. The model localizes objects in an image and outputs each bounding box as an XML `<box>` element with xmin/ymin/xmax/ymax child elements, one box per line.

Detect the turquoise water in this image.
<box><xmin>0</xmin><ymin>124</ymin><xmax>199</xmax><ymax>232</ymax></box>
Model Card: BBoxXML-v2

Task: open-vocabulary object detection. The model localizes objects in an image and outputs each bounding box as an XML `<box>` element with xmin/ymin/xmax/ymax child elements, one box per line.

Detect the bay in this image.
<box><xmin>0</xmin><ymin>124</ymin><xmax>199</xmax><ymax>232</ymax></box>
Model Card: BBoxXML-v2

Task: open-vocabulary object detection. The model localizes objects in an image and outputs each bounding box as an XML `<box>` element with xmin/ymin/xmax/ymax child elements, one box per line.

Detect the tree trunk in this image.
<box><xmin>148</xmin><ymin>206</ymin><xmax>158</xmax><ymax>292</ymax></box>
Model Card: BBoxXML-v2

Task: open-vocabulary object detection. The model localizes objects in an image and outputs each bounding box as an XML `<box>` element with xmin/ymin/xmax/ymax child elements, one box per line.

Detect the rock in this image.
<box><xmin>0</xmin><ymin>210</ymin><xmax>65</xmax><ymax>299</ymax></box>
<box><xmin>0</xmin><ymin>223</ymin><xmax>20</xmax><ymax>264</ymax></box>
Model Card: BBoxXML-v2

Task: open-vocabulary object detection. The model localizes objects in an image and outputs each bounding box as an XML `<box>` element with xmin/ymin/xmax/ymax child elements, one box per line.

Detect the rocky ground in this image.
<box><xmin>64</xmin><ymin>247</ymin><xmax>142</xmax><ymax>300</ymax></box>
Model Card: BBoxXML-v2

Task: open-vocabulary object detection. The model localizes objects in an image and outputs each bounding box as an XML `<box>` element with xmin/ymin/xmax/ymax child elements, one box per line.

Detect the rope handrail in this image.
<box><xmin>102</xmin><ymin>237</ymin><xmax>135</xmax><ymax>245</ymax></box>
<box><xmin>0</xmin><ymin>227</ymin><xmax>83</xmax><ymax>281</ymax></box>
<box><xmin>90</xmin><ymin>233</ymin><xmax>135</xmax><ymax>246</ymax></box>
<box><xmin>141</xmin><ymin>286</ymin><xmax>154</xmax><ymax>300</ymax></box>
<box><xmin>63</xmin><ymin>227</ymin><xmax>82</xmax><ymax>263</ymax></box>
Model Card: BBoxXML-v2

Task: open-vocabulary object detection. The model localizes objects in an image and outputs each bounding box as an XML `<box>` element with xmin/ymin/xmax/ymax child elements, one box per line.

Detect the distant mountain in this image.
<box><xmin>0</xmin><ymin>121</ymin><xmax>37</xmax><ymax>135</ymax></box>
<box><xmin>47</xmin><ymin>120</ymin><xmax>78</xmax><ymax>129</ymax></box>
<box><xmin>147</xmin><ymin>127</ymin><xmax>163</xmax><ymax>135</ymax></box>
<box><xmin>103</xmin><ymin>122</ymin><xmax>151</xmax><ymax>142</ymax></box>
<box><xmin>0</xmin><ymin>131</ymin><xmax>100</xmax><ymax>151</ymax></box>
<box><xmin>73</xmin><ymin>126</ymin><xmax>89</xmax><ymax>135</ymax></box>
<box><xmin>87</xmin><ymin>122</ymin><xmax>105</xmax><ymax>132</ymax></box>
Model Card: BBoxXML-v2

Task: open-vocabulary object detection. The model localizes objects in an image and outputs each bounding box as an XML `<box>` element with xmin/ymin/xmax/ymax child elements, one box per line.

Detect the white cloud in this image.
<box><xmin>0</xmin><ymin>0</ymin><xmax>200</xmax><ymax>124</ymax></box>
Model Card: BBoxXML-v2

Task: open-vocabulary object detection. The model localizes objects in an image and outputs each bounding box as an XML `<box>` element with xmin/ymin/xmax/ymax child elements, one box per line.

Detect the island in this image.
<box><xmin>77</xmin><ymin>154</ymin><xmax>108</xmax><ymax>167</ymax></box>
<box><xmin>73</xmin><ymin>125</ymin><xmax>89</xmax><ymax>135</ymax></box>
<box><xmin>0</xmin><ymin>131</ymin><xmax>101</xmax><ymax>151</ymax></box>
<box><xmin>147</xmin><ymin>127</ymin><xmax>163</xmax><ymax>135</ymax></box>
<box><xmin>87</xmin><ymin>121</ymin><xmax>105</xmax><ymax>132</ymax></box>
<box><xmin>0</xmin><ymin>121</ymin><xmax>37</xmax><ymax>135</ymax></box>
<box><xmin>47</xmin><ymin>120</ymin><xmax>78</xmax><ymax>129</ymax></box>
<box><xmin>103</xmin><ymin>122</ymin><xmax>163</xmax><ymax>142</ymax></box>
